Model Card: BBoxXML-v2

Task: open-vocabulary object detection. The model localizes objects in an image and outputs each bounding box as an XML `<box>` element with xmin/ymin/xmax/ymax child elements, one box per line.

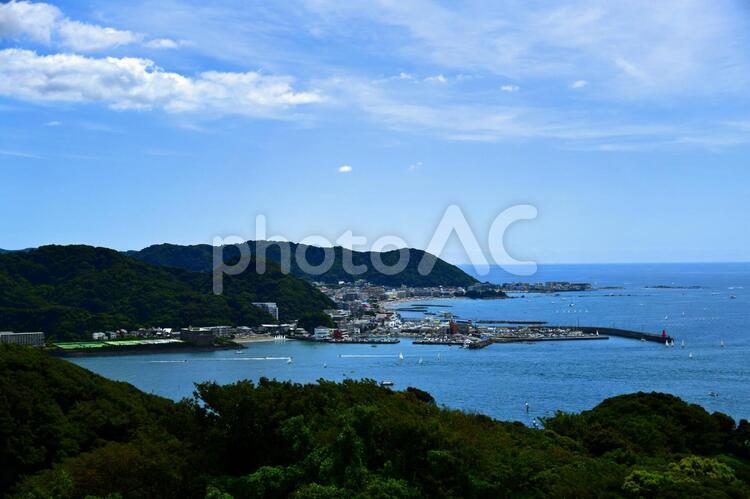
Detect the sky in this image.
<box><xmin>1</xmin><ymin>0</ymin><xmax>749</xmax><ymax>265</ymax></box>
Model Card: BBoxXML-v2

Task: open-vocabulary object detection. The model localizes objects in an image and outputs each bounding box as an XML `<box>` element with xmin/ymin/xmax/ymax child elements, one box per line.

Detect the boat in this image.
<box><xmin>681</xmin><ymin>340</ymin><xmax>685</xmax><ymax>348</ymax></box>
<box><xmin>398</xmin><ymin>352</ymin><xmax>404</xmax><ymax>361</ymax></box>
<box><xmin>689</xmin><ymin>352</ymin><xmax>694</xmax><ymax>359</ymax></box>
<box><xmin>287</xmin><ymin>357</ymin><xmax>293</xmax><ymax>364</ymax></box>
<box><xmin>323</xmin><ymin>362</ymin><xmax>327</xmax><ymax>368</ymax></box>
<box><xmin>418</xmin><ymin>357</ymin><xmax>423</xmax><ymax>365</ymax></box>
<box><xmin>708</xmin><ymin>391</ymin><xmax>719</xmax><ymax>397</ymax></box>
<box><xmin>235</xmin><ymin>349</ymin><xmax>243</xmax><ymax>354</ymax></box>
<box><xmin>720</xmin><ymin>340</ymin><xmax>725</xmax><ymax>348</ymax></box>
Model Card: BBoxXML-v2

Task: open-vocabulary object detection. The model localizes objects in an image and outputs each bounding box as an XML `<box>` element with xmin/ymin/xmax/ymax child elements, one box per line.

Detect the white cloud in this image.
<box><xmin>0</xmin><ymin>49</ymin><xmax>323</xmax><ymax>116</ymax></box>
<box><xmin>501</xmin><ymin>85</ymin><xmax>520</xmax><ymax>92</ymax></box>
<box><xmin>0</xmin><ymin>0</ymin><xmax>59</xmax><ymax>43</ymax></box>
<box><xmin>0</xmin><ymin>1</ymin><xmax>178</xmax><ymax>51</ymax></box>
<box><xmin>424</xmin><ymin>74</ymin><xmax>446</xmax><ymax>83</ymax></box>
<box><xmin>43</xmin><ymin>120</ymin><xmax>61</xmax><ymax>126</ymax></box>
<box><xmin>338</xmin><ymin>165</ymin><xmax>352</xmax><ymax>173</ymax></box>
<box><xmin>143</xmin><ymin>38</ymin><xmax>183</xmax><ymax>49</ymax></box>
<box><xmin>570</xmin><ymin>80</ymin><xmax>587</xmax><ymax>89</ymax></box>
<box><xmin>407</xmin><ymin>161</ymin><xmax>422</xmax><ymax>172</ymax></box>
<box><xmin>57</xmin><ymin>19</ymin><xmax>139</xmax><ymax>51</ymax></box>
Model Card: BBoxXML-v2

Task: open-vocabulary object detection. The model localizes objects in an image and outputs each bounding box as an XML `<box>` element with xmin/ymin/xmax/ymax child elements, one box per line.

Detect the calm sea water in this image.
<box><xmin>69</xmin><ymin>263</ymin><xmax>750</xmax><ymax>423</ymax></box>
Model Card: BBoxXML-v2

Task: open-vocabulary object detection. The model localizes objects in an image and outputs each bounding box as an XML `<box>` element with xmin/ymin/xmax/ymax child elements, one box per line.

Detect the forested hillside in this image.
<box><xmin>2</xmin><ymin>345</ymin><xmax>748</xmax><ymax>498</ymax></box>
<box><xmin>129</xmin><ymin>241</ymin><xmax>478</xmax><ymax>287</ymax></box>
<box><xmin>0</xmin><ymin>245</ymin><xmax>333</xmax><ymax>339</ymax></box>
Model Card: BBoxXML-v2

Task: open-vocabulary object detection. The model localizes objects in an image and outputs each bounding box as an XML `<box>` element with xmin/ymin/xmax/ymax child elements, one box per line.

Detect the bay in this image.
<box><xmin>69</xmin><ymin>263</ymin><xmax>750</xmax><ymax>423</ymax></box>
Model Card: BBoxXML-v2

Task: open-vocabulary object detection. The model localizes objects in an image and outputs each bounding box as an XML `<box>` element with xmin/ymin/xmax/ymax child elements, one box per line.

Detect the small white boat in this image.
<box><xmin>287</xmin><ymin>357</ymin><xmax>293</xmax><ymax>364</ymax></box>
<box><xmin>689</xmin><ymin>352</ymin><xmax>694</xmax><ymax>359</ymax></box>
<box><xmin>398</xmin><ymin>352</ymin><xmax>404</xmax><ymax>361</ymax></box>
<box><xmin>720</xmin><ymin>340</ymin><xmax>725</xmax><ymax>348</ymax></box>
<box><xmin>323</xmin><ymin>362</ymin><xmax>327</xmax><ymax>368</ymax></box>
<box><xmin>681</xmin><ymin>340</ymin><xmax>685</xmax><ymax>349</ymax></box>
<box><xmin>418</xmin><ymin>357</ymin><xmax>423</xmax><ymax>365</ymax></box>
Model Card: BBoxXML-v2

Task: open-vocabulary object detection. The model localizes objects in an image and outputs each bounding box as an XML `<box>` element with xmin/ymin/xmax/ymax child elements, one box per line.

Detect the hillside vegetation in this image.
<box><xmin>2</xmin><ymin>345</ymin><xmax>748</xmax><ymax>498</ymax></box>
<box><xmin>0</xmin><ymin>246</ymin><xmax>333</xmax><ymax>340</ymax></box>
<box><xmin>129</xmin><ymin>242</ymin><xmax>478</xmax><ymax>287</ymax></box>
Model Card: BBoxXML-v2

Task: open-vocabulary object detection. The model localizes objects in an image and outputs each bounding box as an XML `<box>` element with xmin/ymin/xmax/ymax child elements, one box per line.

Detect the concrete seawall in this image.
<box><xmin>562</xmin><ymin>326</ymin><xmax>674</xmax><ymax>344</ymax></box>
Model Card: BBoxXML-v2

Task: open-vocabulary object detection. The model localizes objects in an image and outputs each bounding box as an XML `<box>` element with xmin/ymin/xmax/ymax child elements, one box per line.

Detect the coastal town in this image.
<box><xmin>0</xmin><ymin>279</ymin><xmax>673</xmax><ymax>355</ymax></box>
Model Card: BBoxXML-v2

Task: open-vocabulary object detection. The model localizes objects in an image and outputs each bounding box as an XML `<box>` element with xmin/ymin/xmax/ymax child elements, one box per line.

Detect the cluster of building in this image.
<box><xmin>3</xmin><ymin>279</ymin><xmax>599</xmax><ymax>350</ymax></box>
<box><xmin>315</xmin><ymin>280</ymin><xmax>467</xmax><ymax>312</ymax></box>
<box><xmin>0</xmin><ymin>331</ymin><xmax>45</xmax><ymax>347</ymax></box>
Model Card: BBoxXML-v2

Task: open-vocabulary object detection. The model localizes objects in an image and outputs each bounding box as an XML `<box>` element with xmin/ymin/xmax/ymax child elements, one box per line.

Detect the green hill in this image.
<box><xmin>129</xmin><ymin>241</ymin><xmax>478</xmax><ymax>287</ymax></box>
<box><xmin>1</xmin><ymin>345</ymin><xmax>749</xmax><ymax>498</ymax></box>
<box><xmin>0</xmin><ymin>245</ymin><xmax>333</xmax><ymax>340</ymax></box>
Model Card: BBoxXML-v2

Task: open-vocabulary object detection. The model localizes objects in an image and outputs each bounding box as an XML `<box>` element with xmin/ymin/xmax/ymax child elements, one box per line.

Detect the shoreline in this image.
<box><xmin>234</xmin><ymin>335</ymin><xmax>282</xmax><ymax>344</ymax></box>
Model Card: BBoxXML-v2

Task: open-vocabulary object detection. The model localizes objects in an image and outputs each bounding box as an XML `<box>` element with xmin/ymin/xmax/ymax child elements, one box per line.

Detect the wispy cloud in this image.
<box><xmin>0</xmin><ymin>148</ymin><xmax>43</xmax><ymax>159</ymax></box>
<box><xmin>338</xmin><ymin>164</ymin><xmax>352</xmax><ymax>173</ymax></box>
<box><xmin>305</xmin><ymin>0</ymin><xmax>750</xmax><ymax>98</ymax></box>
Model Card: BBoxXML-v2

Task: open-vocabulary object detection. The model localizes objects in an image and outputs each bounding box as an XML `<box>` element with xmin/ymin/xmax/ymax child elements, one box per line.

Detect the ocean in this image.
<box><xmin>69</xmin><ymin>263</ymin><xmax>750</xmax><ymax>423</ymax></box>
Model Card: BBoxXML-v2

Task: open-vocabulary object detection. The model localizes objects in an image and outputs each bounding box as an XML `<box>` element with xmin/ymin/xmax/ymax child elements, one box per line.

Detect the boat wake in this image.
<box><xmin>339</xmin><ymin>354</ymin><xmax>402</xmax><ymax>359</ymax></box>
<box><xmin>147</xmin><ymin>356</ymin><xmax>292</xmax><ymax>363</ymax></box>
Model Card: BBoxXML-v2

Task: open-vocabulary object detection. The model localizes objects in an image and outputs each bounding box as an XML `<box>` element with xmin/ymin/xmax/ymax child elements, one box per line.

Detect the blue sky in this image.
<box><xmin>1</xmin><ymin>0</ymin><xmax>749</xmax><ymax>264</ymax></box>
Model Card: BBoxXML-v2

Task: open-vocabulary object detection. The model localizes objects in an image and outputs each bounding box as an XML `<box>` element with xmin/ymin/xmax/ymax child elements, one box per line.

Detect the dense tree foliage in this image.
<box><xmin>0</xmin><ymin>246</ymin><xmax>333</xmax><ymax>340</ymax></box>
<box><xmin>2</xmin><ymin>345</ymin><xmax>748</xmax><ymax>498</ymax></box>
<box><xmin>129</xmin><ymin>242</ymin><xmax>478</xmax><ymax>287</ymax></box>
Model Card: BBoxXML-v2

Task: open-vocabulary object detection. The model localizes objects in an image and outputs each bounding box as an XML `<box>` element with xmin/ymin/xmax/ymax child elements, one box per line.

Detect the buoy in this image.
<box><xmin>525</xmin><ymin>402</ymin><xmax>530</xmax><ymax>413</ymax></box>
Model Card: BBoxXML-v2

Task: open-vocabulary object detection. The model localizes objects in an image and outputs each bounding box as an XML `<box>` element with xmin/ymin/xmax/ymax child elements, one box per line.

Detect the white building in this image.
<box><xmin>252</xmin><ymin>302</ymin><xmax>279</xmax><ymax>321</ymax></box>
<box><xmin>313</xmin><ymin>327</ymin><xmax>331</xmax><ymax>340</ymax></box>
<box><xmin>92</xmin><ymin>332</ymin><xmax>106</xmax><ymax>340</ymax></box>
<box><xmin>0</xmin><ymin>331</ymin><xmax>45</xmax><ymax>347</ymax></box>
